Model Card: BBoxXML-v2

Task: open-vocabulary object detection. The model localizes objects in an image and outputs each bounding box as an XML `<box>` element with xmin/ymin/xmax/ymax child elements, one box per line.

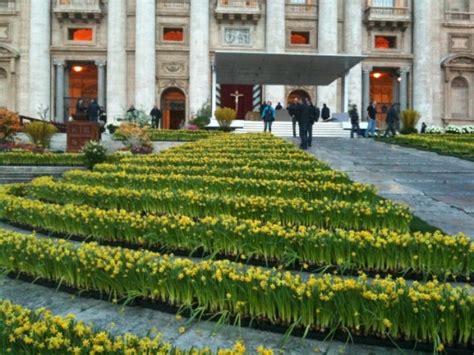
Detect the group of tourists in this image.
<box><xmin>348</xmin><ymin>101</ymin><xmax>401</xmax><ymax>139</ymax></box>
<box><xmin>287</xmin><ymin>98</ymin><xmax>321</xmax><ymax>150</ymax></box>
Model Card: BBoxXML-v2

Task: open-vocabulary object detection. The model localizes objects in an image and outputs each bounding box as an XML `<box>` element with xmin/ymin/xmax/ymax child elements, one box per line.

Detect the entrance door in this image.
<box><xmin>67</xmin><ymin>63</ymin><xmax>98</xmax><ymax>117</ymax></box>
<box><xmin>161</xmin><ymin>88</ymin><xmax>186</xmax><ymax>129</ymax></box>
<box><xmin>370</xmin><ymin>70</ymin><xmax>397</xmax><ymax>127</ymax></box>
<box><xmin>287</xmin><ymin>89</ymin><xmax>311</xmax><ymax>105</ymax></box>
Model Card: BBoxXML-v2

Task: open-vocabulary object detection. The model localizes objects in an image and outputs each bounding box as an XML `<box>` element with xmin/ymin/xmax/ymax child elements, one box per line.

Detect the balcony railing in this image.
<box><xmin>364</xmin><ymin>5</ymin><xmax>411</xmax><ymax>29</ymax></box>
<box><xmin>285</xmin><ymin>0</ymin><xmax>317</xmax><ymax>19</ymax></box>
<box><xmin>54</xmin><ymin>0</ymin><xmax>103</xmax><ymax>22</ymax></box>
<box><xmin>157</xmin><ymin>0</ymin><xmax>190</xmax><ymax>15</ymax></box>
<box><xmin>215</xmin><ymin>0</ymin><xmax>261</xmax><ymax>23</ymax></box>
<box><xmin>444</xmin><ymin>11</ymin><xmax>474</xmax><ymax>23</ymax></box>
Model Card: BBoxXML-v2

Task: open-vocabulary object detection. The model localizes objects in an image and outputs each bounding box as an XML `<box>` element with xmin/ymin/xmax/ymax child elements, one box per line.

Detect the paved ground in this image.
<box><xmin>296</xmin><ymin>137</ymin><xmax>474</xmax><ymax>238</ymax></box>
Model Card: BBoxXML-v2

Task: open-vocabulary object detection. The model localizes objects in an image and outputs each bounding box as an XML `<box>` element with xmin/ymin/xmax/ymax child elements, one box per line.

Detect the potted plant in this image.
<box><xmin>214</xmin><ymin>107</ymin><xmax>236</xmax><ymax>132</ymax></box>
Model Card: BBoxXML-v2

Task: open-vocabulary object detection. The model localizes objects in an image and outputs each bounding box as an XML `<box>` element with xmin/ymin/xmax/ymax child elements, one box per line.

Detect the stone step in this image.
<box><xmin>235</xmin><ymin>121</ymin><xmax>348</xmax><ymax>137</ymax></box>
<box><xmin>0</xmin><ymin>166</ymin><xmax>83</xmax><ymax>184</ymax></box>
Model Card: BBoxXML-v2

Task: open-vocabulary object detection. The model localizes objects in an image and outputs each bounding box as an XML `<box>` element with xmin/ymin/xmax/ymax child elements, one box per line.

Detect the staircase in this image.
<box><xmin>0</xmin><ymin>166</ymin><xmax>83</xmax><ymax>184</ymax></box>
<box><xmin>234</xmin><ymin>121</ymin><xmax>348</xmax><ymax>137</ymax></box>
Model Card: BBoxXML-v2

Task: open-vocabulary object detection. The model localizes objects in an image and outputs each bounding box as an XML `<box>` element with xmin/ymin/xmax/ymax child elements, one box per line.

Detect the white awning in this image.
<box><xmin>214</xmin><ymin>51</ymin><xmax>365</xmax><ymax>86</ymax></box>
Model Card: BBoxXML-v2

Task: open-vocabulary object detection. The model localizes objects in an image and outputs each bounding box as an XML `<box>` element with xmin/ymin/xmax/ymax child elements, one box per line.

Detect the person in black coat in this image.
<box><xmin>349</xmin><ymin>104</ymin><xmax>361</xmax><ymax>138</ymax></box>
<box><xmin>298</xmin><ymin>99</ymin><xmax>311</xmax><ymax>149</ymax></box>
<box><xmin>87</xmin><ymin>99</ymin><xmax>100</xmax><ymax>122</ymax></box>
<box><xmin>383</xmin><ymin>104</ymin><xmax>398</xmax><ymax>137</ymax></box>
<box><xmin>307</xmin><ymin>100</ymin><xmax>319</xmax><ymax>147</ymax></box>
<box><xmin>150</xmin><ymin>105</ymin><xmax>162</xmax><ymax>129</ymax></box>
<box><xmin>321</xmin><ymin>103</ymin><xmax>330</xmax><ymax>121</ymax></box>
<box><xmin>287</xmin><ymin>98</ymin><xmax>301</xmax><ymax>138</ymax></box>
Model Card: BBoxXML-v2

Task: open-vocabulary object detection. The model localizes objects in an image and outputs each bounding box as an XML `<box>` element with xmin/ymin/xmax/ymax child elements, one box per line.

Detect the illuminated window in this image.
<box><xmin>163</xmin><ymin>27</ymin><xmax>184</xmax><ymax>42</ymax></box>
<box><xmin>374</xmin><ymin>35</ymin><xmax>396</xmax><ymax>49</ymax></box>
<box><xmin>68</xmin><ymin>28</ymin><xmax>93</xmax><ymax>41</ymax></box>
<box><xmin>290</xmin><ymin>31</ymin><xmax>310</xmax><ymax>45</ymax></box>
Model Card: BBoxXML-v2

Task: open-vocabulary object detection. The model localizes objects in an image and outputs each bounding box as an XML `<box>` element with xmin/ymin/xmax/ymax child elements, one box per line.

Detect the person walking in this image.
<box><xmin>287</xmin><ymin>98</ymin><xmax>300</xmax><ymax>137</ymax></box>
<box><xmin>307</xmin><ymin>100</ymin><xmax>319</xmax><ymax>147</ymax></box>
<box><xmin>365</xmin><ymin>101</ymin><xmax>377</xmax><ymax>137</ymax></box>
<box><xmin>150</xmin><ymin>105</ymin><xmax>162</xmax><ymax>129</ymax></box>
<box><xmin>275</xmin><ymin>102</ymin><xmax>283</xmax><ymax>110</ymax></box>
<box><xmin>261</xmin><ymin>101</ymin><xmax>276</xmax><ymax>133</ymax></box>
<box><xmin>349</xmin><ymin>104</ymin><xmax>361</xmax><ymax>138</ymax></box>
<box><xmin>383</xmin><ymin>104</ymin><xmax>398</xmax><ymax>137</ymax></box>
<box><xmin>321</xmin><ymin>103</ymin><xmax>330</xmax><ymax>121</ymax></box>
<box><xmin>87</xmin><ymin>99</ymin><xmax>100</xmax><ymax>122</ymax></box>
<box><xmin>298</xmin><ymin>98</ymin><xmax>310</xmax><ymax>149</ymax></box>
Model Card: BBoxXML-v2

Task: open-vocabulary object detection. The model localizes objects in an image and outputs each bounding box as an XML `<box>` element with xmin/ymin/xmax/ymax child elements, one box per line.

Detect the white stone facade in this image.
<box><xmin>0</xmin><ymin>0</ymin><xmax>473</xmax><ymax>126</ymax></box>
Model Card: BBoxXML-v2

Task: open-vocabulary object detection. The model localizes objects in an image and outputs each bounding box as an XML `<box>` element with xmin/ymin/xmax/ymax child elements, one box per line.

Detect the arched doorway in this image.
<box><xmin>287</xmin><ymin>90</ymin><xmax>311</xmax><ymax>105</ymax></box>
<box><xmin>0</xmin><ymin>68</ymin><xmax>7</xmax><ymax>108</ymax></box>
<box><xmin>161</xmin><ymin>87</ymin><xmax>186</xmax><ymax>130</ymax></box>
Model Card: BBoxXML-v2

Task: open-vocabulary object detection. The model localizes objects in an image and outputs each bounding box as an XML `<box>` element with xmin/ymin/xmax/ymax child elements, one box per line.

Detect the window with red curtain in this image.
<box><xmin>163</xmin><ymin>28</ymin><xmax>184</xmax><ymax>42</ymax></box>
<box><xmin>374</xmin><ymin>35</ymin><xmax>396</xmax><ymax>49</ymax></box>
<box><xmin>68</xmin><ymin>28</ymin><xmax>93</xmax><ymax>41</ymax></box>
<box><xmin>290</xmin><ymin>31</ymin><xmax>310</xmax><ymax>45</ymax></box>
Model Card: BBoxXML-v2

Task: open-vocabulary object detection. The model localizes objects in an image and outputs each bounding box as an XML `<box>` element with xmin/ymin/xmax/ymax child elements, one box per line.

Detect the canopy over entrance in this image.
<box><xmin>214</xmin><ymin>52</ymin><xmax>365</xmax><ymax>86</ymax></box>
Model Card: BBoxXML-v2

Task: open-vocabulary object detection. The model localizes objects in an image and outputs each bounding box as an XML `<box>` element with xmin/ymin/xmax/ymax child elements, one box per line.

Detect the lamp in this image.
<box><xmin>372</xmin><ymin>72</ymin><xmax>382</xmax><ymax>79</ymax></box>
<box><xmin>72</xmin><ymin>65</ymin><xmax>83</xmax><ymax>73</ymax></box>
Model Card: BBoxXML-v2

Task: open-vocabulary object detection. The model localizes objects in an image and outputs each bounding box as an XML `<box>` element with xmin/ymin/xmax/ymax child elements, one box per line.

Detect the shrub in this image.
<box><xmin>117</xmin><ymin>123</ymin><xmax>153</xmax><ymax>154</ymax></box>
<box><xmin>215</xmin><ymin>107</ymin><xmax>236</xmax><ymax>131</ymax></box>
<box><xmin>24</xmin><ymin>121</ymin><xmax>58</xmax><ymax>148</ymax></box>
<box><xmin>125</xmin><ymin>109</ymin><xmax>150</xmax><ymax>128</ymax></box>
<box><xmin>0</xmin><ymin>108</ymin><xmax>20</xmax><ymax>143</ymax></box>
<box><xmin>107</xmin><ymin>124</ymin><xmax>118</xmax><ymax>134</ymax></box>
<box><xmin>400</xmin><ymin>109</ymin><xmax>420</xmax><ymax>135</ymax></box>
<box><xmin>190</xmin><ymin>103</ymin><xmax>211</xmax><ymax>128</ymax></box>
<box><xmin>81</xmin><ymin>140</ymin><xmax>107</xmax><ymax>169</ymax></box>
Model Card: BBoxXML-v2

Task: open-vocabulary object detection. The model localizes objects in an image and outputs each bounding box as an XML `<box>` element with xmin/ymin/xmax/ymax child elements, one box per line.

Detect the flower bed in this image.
<box><xmin>113</xmin><ymin>129</ymin><xmax>222</xmax><ymax>142</ymax></box>
<box><xmin>0</xmin><ymin>230</ymin><xmax>472</xmax><ymax>349</ymax></box>
<box><xmin>0</xmin><ymin>152</ymin><xmax>85</xmax><ymax>166</ymax></box>
<box><xmin>0</xmin><ymin>191</ymin><xmax>471</xmax><ymax>279</ymax></box>
<box><xmin>62</xmin><ymin>170</ymin><xmax>378</xmax><ymax>202</ymax></box>
<box><xmin>0</xmin><ymin>300</ymin><xmax>256</xmax><ymax>354</ymax></box>
<box><xmin>25</xmin><ymin>176</ymin><xmax>411</xmax><ymax>231</ymax></box>
<box><xmin>379</xmin><ymin>135</ymin><xmax>474</xmax><ymax>161</ymax></box>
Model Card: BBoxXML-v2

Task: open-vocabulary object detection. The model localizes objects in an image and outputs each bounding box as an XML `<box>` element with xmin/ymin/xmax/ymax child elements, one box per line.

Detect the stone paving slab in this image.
<box><xmin>299</xmin><ymin>138</ymin><xmax>474</xmax><ymax>238</ymax></box>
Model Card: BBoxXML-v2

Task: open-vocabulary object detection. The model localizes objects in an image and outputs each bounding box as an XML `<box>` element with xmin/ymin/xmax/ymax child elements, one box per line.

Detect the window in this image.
<box><xmin>0</xmin><ymin>68</ymin><xmax>7</xmax><ymax>108</ymax></box>
<box><xmin>374</xmin><ymin>35</ymin><xmax>397</xmax><ymax>49</ymax></box>
<box><xmin>163</xmin><ymin>27</ymin><xmax>184</xmax><ymax>42</ymax></box>
<box><xmin>447</xmin><ymin>0</ymin><xmax>470</xmax><ymax>12</ymax></box>
<box><xmin>289</xmin><ymin>0</ymin><xmax>307</xmax><ymax>3</ymax></box>
<box><xmin>290</xmin><ymin>31</ymin><xmax>310</xmax><ymax>45</ymax></box>
<box><xmin>372</xmin><ymin>0</ymin><xmax>394</xmax><ymax>7</ymax></box>
<box><xmin>68</xmin><ymin>28</ymin><xmax>93</xmax><ymax>41</ymax></box>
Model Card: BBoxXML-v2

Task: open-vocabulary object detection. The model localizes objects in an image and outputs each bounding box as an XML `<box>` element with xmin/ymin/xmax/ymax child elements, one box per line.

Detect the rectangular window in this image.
<box><xmin>68</xmin><ymin>28</ymin><xmax>93</xmax><ymax>41</ymax></box>
<box><xmin>163</xmin><ymin>27</ymin><xmax>184</xmax><ymax>42</ymax></box>
<box><xmin>290</xmin><ymin>31</ymin><xmax>310</xmax><ymax>45</ymax></box>
<box><xmin>372</xmin><ymin>0</ymin><xmax>394</xmax><ymax>7</ymax></box>
<box><xmin>374</xmin><ymin>35</ymin><xmax>397</xmax><ymax>49</ymax></box>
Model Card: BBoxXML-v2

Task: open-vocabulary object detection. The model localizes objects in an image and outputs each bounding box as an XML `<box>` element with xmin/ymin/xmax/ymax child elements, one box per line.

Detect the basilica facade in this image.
<box><xmin>0</xmin><ymin>0</ymin><xmax>473</xmax><ymax>128</ymax></box>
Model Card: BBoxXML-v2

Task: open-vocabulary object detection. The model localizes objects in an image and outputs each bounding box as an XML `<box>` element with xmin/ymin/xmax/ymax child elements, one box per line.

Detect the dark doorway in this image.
<box><xmin>66</xmin><ymin>63</ymin><xmax>98</xmax><ymax>118</ymax></box>
<box><xmin>161</xmin><ymin>88</ymin><xmax>186</xmax><ymax>130</ymax></box>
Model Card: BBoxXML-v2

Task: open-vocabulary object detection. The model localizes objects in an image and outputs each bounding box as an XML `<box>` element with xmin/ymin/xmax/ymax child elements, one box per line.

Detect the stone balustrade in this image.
<box><xmin>53</xmin><ymin>0</ymin><xmax>103</xmax><ymax>22</ymax></box>
<box><xmin>285</xmin><ymin>0</ymin><xmax>317</xmax><ymax>19</ymax></box>
<box><xmin>215</xmin><ymin>0</ymin><xmax>261</xmax><ymax>23</ymax></box>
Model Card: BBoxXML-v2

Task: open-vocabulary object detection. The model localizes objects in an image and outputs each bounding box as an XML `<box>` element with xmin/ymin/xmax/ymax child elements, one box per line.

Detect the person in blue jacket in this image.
<box><xmin>261</xmin><ymin>100</ymin><xmax>276</xmax><ymax>133</ymax></box>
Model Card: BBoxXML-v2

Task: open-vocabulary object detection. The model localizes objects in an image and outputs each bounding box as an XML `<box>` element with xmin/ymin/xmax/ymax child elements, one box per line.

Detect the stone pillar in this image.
<box><xmin>28</xmin><ymin>0</ymin><xmax>51</xmax><ymax>118</ymax></box>
<box><xmin>107</xmin><ymin>0</ymin><xmax>127</xmax><ymax>123</ymax></box>
<box><xmin>399</xmin><ymin>67</ymin><xmax>409</xmax><ymax>111</ymax></box>
<box><xmin>54</xmin><ymin>60</ymin><xmax>65</xmax><ymax>122</ymax></box>
<box><xmin>264</xmin><ymin>0</ymin><xmax>285</xmax><ymax>105</ymax></box>
<box><xmin>413</xmin><ymin>0</ymin><xmax>433</xmax><ymax>124</ymax></box>
<box><xmin>362</xmin><ymin>66</ymin><xmax>371</xmax><ymax>116</ymax></box>
<box><xmin>317</xmin><ymin>0</ymin><xmax>338</xmax><ymax>111</ymax></box>
<box><xmin>344</xmin><ymin>0</ymin><xmax>362</xmax><ymax>112</ymax></box>
<box><xmin>135</xmin><ymin>0</ymin><xmax>156</xmax><ymax>113</ymax></box>
<box><xmin>95</xmin><ymin>60</ymin><xmax>106</xmax><ymax>108</ymax></box>
<box><xmin>189</xmin><ymin>0</ymin><xmax>210</xmax><ymax>117</ymax></box>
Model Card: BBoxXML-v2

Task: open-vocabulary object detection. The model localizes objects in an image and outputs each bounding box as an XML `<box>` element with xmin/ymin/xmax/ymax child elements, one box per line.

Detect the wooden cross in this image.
<box><xmin>230</xmin><ymin>90</ymin><xmax>244</xmax><ymax>112</ymax></box>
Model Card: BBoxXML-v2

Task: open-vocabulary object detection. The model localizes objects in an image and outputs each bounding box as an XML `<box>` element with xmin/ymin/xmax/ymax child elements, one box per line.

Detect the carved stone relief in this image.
<box><xmin>157</xmin><ymin>79</ymin><xmax>188</xmax><ymax>95</ymax></box>
<box><xmin>223</xmin><ymin>28</ymin><xmax>251</xmax><ymax>46</ymax></box>
<box><xmin>449</xmin><ymin>34</ymin><xmax>471</xmax><ymax>52</ymax></box>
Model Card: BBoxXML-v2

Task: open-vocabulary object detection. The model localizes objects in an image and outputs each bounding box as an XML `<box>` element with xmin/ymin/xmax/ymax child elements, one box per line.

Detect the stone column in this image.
<box><xmin>189</xmin><ymin>0</ymin><xmax>210</xmax><ymax>117</ymax></box>
<box><xmin>344</xmin><ymin>0</ymin><xmax>362</xmax><ymax>112</ymax></box>
<box><xmin>135</xmin><ymin>0</ymin><xmax>156</xmax><ymax>113</ymax></box>
<box><xmin>362</xmin><ymin>66</ymin><xmax>371</xmax><ymax>116</ymax></box>
<box><xmin>413</xmin><ymin>0</ymin><xmax>433</xmax><ymax>124</ymax></box>
<box><xmin>95</xmin><ymin>60</ymin><xmax>106</xmax><ymax>108</ymax></box>
<box><xmin>399</xmin><ymin>67</ymin><xmax>409</xmax><ymax>111</ymax></box>
<box><xmin>28</xmin><ymin>0</ymin><xmax>51</xmax><ymax>118</ymax></box>
<box><xmin>317</xmin><ymin>0</ymin><xmax>338</xmax><ymax>111</ymax></box>
<box><xmin>264</xmin><ymin>0</ymin><xmax>285</xmax><ymax>105</ymax></box>
<box><xmin>54</xmin><ymin>60</ymin><xmax>65</xmax><ymax>122</ymax></box>
<box><xmin>106</xmin><ymin>0</ymin><xmax>127</xmax><ymax>123</ymax></box>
